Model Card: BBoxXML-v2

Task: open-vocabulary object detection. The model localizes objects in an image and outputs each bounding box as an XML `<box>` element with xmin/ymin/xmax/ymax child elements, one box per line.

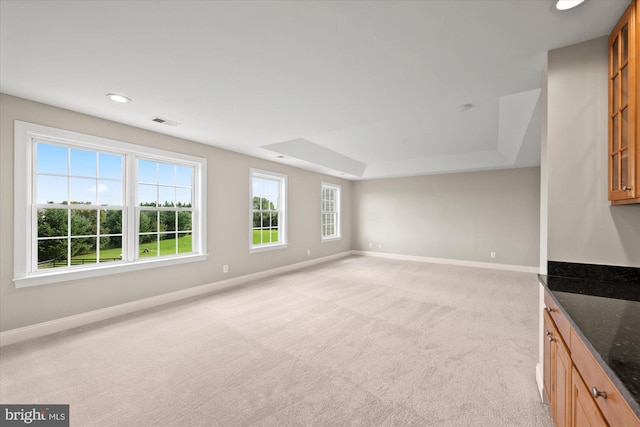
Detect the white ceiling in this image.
<box><xmin>0</xmin><ymin>0</ymin><xmax>630</xmax><ymax>180</ymax></box>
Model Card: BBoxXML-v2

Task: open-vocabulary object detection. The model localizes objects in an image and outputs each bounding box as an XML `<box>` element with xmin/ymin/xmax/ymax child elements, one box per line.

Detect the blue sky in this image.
<box><xmin>36</xmin><ymin>142</ymin><xmax>192</xmax><ymax>206</ymax></box>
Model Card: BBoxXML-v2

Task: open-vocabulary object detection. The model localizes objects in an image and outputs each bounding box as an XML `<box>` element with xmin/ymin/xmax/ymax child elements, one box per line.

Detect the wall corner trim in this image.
<box><xmin>0</xmin><ymin>251</ymin><xmax>354</xmax><ymax>347</ymax></box>
<box><xmin>352</xmin><ymin>251</ymin><xmax>540</xmax><ymax>273</ymax></box>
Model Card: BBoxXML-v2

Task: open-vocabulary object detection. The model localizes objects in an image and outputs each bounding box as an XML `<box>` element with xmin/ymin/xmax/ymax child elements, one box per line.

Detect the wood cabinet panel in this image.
<box><xmin>571</xmin><ymin>366</ymin><xmax>608</xmax><ymax>427</ymax></box>
<box><xmin>544</xmin><ymin>291</ymin><xmax>571</xmax><ymax>347</ymax></box>
<box><xmin>609</xmin><ymin>0</ymin><xmax>640</xmax><ymax>204</ymax></box>
<box><xmin>570</xmin><ymin>328</ymin><xmax>640</xmax><ymax>427</ymax></box>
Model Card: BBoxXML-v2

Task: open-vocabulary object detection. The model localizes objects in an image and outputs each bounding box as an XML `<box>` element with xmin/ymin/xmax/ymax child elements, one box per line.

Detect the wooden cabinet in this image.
<box><xmin>544</xmin><ymin>310</ymin><xmax>572</xmax><ymax>427</ymax></box>
<box><xmin>543</xmin><ymin>290</ymin><xmax>640</xmax><ymax>427</ymax></box>
<box><xmin>571</xmin><ymin>367</ymin><xmax>608</xmax><ymax>427</ymax></box>
<box><xmin>609</xmin><ymin>0</ymin><xmax>640</xmax><ymax>204</ymax></box>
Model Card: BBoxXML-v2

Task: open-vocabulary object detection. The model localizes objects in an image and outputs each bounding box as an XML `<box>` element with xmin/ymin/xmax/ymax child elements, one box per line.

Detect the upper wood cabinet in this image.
<box><xmin>609</xmin><ymin>0</ymin><xmax>640</xmax><ymax>204</ymax></box>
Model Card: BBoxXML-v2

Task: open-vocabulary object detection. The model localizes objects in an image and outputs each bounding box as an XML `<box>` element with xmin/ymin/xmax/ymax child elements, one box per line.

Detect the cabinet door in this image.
<box><xmin>571</xmin><ymin>367</ymin><xmax>608</xmax><ymax>427</ymax></box>
<box><xmin>543</xmin><ymin>311</ymin><xmax>553</xmax><ymax>405</ymax></box>
<box><xmin>544</xmin><ymin>310</ymin><xmax>572</xmax><ymax>427</ymax></box>
<box><xmin>555</xmin><ymin>333</ymin><xmax>572</xmax><ymax>427</ymax></box>
<box><xmin>609</xmin><ymin>0</ymin><xmax>639</xmax><ymax>203</ymax></box>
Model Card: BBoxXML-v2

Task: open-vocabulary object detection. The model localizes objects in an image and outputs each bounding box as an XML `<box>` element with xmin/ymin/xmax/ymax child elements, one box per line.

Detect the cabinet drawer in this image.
<box><xmin>570</xmin><ymin>328</ymin><xmax>640</xmax><ymax>427</ymax></box>
<box><xmin>544</xmin><ymin>291</ymin><xmax>571</xmax><ymax>344</ymax></box>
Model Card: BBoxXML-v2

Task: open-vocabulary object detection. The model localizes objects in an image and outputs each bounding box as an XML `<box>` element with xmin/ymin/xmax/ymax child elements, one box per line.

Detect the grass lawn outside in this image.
<box><xmin>252</xmin><ymin>229</ymin><xmax>279</xmax><ymax>245</ymax></box>
<box><xmin>71</xmin><ymin>234</ymin><xmax>192</xmax><ymax>260</ymax></box>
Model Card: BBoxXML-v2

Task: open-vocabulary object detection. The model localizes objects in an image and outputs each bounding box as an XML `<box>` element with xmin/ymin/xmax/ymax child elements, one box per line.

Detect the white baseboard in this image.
<box><xmin>352</xmin><ymin>251</ymin><xmax>539</xmax><ymax>273</ymax></box>
<box><xmin>0</xmin><ymin>251</ymin><xmax>352</xmax><ymax>347</ymax></box>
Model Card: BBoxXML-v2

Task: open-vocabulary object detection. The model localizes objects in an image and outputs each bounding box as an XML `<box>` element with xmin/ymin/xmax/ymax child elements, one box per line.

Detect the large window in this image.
<box><xmin>14</xmin><ymin>121</ymin><xmax>207</xmax><ymax>287</ymax></box>
<box><xmin>321</xmin><ymin>182</ymin><xmax>341</xmax><ymax>241</ymax></box>
<box><xmin>250</xmin><ymin>169</ymin><xmax>287</xmax><ymax>252</ymax></box>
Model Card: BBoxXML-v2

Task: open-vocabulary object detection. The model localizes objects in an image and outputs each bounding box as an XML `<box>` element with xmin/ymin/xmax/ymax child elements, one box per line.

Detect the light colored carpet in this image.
<box><xmin>0</xmin><ymin>256</ymin><xmax>553</xmax><ymax>426</ymax></box>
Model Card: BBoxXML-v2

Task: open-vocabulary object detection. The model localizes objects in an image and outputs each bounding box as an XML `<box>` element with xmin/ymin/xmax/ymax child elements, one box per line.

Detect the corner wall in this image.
<box><xmin>0</xmin><ymin>94</ymin><xmax>353</xmax><ymax>332</ymax></box>
<box><xmin>546</xmin><ymin>37</ymin><xmax>640</xmax><ymax>267</ymax></box>
<box><xmin>352</xmin><ymin>167</ymin><xmax>541</xmax><ymax>268</ymax></box>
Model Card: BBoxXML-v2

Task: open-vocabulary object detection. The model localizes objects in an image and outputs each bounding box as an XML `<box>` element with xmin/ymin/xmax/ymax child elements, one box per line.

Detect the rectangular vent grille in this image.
<box><xmin>151</xmin><ymin>117</ymin><xmax>179</xmax><ymax>127</ymax></box>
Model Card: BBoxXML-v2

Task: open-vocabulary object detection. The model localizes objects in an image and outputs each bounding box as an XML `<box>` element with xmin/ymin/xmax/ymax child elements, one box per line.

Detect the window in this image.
<box><xmin>14</xmin><ymin>121</ymin><xmax>207</xmax><ymax>287</ymax></box>
<box><xmin>250</xmin><ymin>169</ymin><xmax>287</xmax><ymax>252</ymax></box>
<box><xmin>321</xmin><ymin>182</ymin><xmax>341</xmax><ymax>241</ymax></box>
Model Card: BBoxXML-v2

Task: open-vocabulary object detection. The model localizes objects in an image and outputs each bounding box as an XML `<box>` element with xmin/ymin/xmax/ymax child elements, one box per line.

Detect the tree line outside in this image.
<box><xmin>37</xmin><ymin>201</ymin><xmax>192</xmax><ymax>268</ymax></box>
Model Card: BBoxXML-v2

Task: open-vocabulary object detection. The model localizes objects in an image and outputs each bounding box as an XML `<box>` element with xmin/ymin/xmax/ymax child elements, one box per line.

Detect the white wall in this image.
<box><xmin>0</xmin><ymin>94</ymin><xmax>352</xmax><ymax>332</ymax></box>
<box><xmin>352</xmin><ymin>167</ymin><xmax>541</xmax><ymax>267</ymax></box>
<box><xmin>546</xmin><ymin>37</ymin><xmax>640</xmax><ymax>267</ymax></box>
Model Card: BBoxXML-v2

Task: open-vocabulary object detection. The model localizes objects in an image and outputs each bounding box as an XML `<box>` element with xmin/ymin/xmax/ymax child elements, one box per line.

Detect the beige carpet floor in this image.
<box><xmin>0</xmin><ymin>256</ymin><xmax>553</xmax><ymax>426</ymax></box>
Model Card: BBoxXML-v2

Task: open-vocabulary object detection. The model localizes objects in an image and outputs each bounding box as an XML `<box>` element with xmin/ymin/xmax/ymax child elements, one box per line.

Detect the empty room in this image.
<box><xmin>1</xmin><ymin>1</ymin><xmax>639</xmax><ymax>426</ymax></box>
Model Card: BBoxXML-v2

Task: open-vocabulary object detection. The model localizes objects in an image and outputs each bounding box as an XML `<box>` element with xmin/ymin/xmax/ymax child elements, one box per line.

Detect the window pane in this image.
<box><xmin>70</xmin><ymin>237</ymin><xmax>97</xmax><ymax>264</ymax></box>
<box><xmin>101</xmin><ymin>210</ymin><xmax>123</xmax><ymax>234</ymax></box>
<box><xmin>140</xmin><ymin>210</ymin><xmax>158</xmax><ymax>233</ymax></box>
<box><xmin>160</xmin><ymin>211</ymin><xmax>176</xmax><ymax>232</ymax></box>
<box><xmin>98</xmin><ymin>179</ymin><xmax>122</xmax><ymax>206</ymax></box>
<box><xmin>71</xmin><ymin>209</ymin><xmax>97</xmax><ymax>236</ymax></box>
<box><xmin>38</xmin><ymin>208</ymin><xmax>68</xmax><ymax>238</ymax></box>
<box><xmin>38</xmin><ymin>238</ymin><xmax>68</xmax><ymax>269</ymax></box>
<box><xmin>160</xmin><ymin>233</ymin><xmax>177</xmax><ymax>256</ymax></box>
<box><xmin>253</xmin><ymin>229</ymin><xmax>261</xmax><ymax>245</ymax></box>
<box><xmin>37</xmin><ymin>175</ymin><xmax>68</xmax><ymax>204</ymax></box>
<box><xmin>176</xmin><ymin>166</ymin><xmax>192</xmax><ymax>187</ymax></box>
<box><xmin>37</xmin><ymin>143</ymin><xmax>68</xmax><ymax>175</ymax></box>
<box><xmin>99</xmin><ymin>153</ymin><xmax>122</xmax><ymax>180</ymax></box>
<box><xmin>138</xmin><ymin>184</ymin><xmax>157</xmax><ymax>206</ymax></box>
<box><xmin>139</xmin><ymin>235</ymin><xmax>157</xmax><ymax>257</ymax></box>
<box><xmin>70</xmin><ymin>148</ymin><xmax>97</xmax><ymax>178</ymax></box>
<box><xmin>158</xmin><ymin>163</ymin><xmax>175</xmax><ymax>186</ymax></box>
<box><xmin>176</xmin><ymin>188</ymin><xmax>191</xmax><ymax>207</ymax></box>
<box><xmin>270</xmin><ymin>229</ymin><xmax>278</xmax><ymax>244</ymax></box>
<box><xmin>159</xmin><ymin>186</ymin><xmax>175</xmax><ymax>207</ymax></box>
<box><xmin>178</xmin><ymin>211</ymin><xmax>192</xmax><ymax>231</ymax></box>
<box><xmin>177</xmin><ymin>233</ymin><xmax>192</xmax><ymax>254</ymax></box>
<box><xmin>100</xmin><ymin>235</ymin><xmax>122</xmax><ymax>263</ymax></box>
<box><xmin>261</xmin><ymin>197</ymin><xmax>271</xmax><ymax>210</ymax></box>
<box><xmin>138</xmin><ymin>160</ymin><xmax>157</xmax><ymax>183</ymax></box>
<box><xmin>70</xmin><ymin>177</ymin><xmax>97</xmax><ymax>204</ymax></box>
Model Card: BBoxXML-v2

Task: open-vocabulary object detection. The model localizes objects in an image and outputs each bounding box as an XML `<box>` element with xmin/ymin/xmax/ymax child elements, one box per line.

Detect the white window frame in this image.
<box><xmin>13</xmin><ymin>121</ymin><xmax>207</xmax><ymax>288</ymax></box>
<box><xmin>321</xmin><ymin>182</ymin><xmax>341</xmax><ymax>242</ymax></box>
<box><xmin>249</xmin><ymin>168</ymin><xmax>287</xmax><ymax>253</ymax></box>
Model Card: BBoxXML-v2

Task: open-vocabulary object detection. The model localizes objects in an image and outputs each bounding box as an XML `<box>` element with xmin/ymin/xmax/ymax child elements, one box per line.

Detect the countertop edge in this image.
<box><xmin>538</xmin><ymin>274</ymin><xmax>640</xmax><ymax>419</ymax></box>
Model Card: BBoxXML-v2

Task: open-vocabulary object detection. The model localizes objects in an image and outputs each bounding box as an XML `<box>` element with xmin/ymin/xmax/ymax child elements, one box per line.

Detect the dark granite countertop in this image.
<box><xmin>539</xmin><ymin>274</ymin><xmax>640</xmax><ymax>419</ymax></box>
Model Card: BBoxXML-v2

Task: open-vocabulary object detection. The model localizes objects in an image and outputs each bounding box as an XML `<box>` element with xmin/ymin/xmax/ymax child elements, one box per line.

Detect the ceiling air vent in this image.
<box><xmin>151</xmin><ymin>117</ymin><xmax>180</xmax><ymax>127</ymax></box>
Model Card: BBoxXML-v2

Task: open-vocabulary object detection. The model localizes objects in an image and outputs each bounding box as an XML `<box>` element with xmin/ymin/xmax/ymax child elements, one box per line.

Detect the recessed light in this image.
<box><xmin>555</xmin><ymin>0</ymin><xmax>585</xmax><ymax>11</ymax></box>
<box><xmin>106</xmin><ymin>93</ymin><xmax>131</xmax><ymax>103</ymax></box>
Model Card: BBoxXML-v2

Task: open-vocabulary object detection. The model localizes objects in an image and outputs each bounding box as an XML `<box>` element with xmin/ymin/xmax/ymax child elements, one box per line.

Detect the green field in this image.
<box><xmin>138</xmin><ymin>234</ymin><xmax>192</xmax><ymax>258</ymax></box>
<box><xmin>252</xmin><ymin>229</ymin><xmax>279</xmax><ymax>245</ymax></box>
<box><xmin>69</xmin><ymin>234</ymin><xmax>193</xmax><ymax>261</ymax></box>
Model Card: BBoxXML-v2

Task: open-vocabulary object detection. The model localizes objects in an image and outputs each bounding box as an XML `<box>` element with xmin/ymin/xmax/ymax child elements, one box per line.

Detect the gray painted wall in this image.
<box><xmin>352</xmin><ymin>167</ymin><xmax>541</xmax><ymax>267</ymax></box>
<box><xmin>0</xmin><ymin>94</ymin><xmax>353</xmax><ymax>331</ymax></box>
<box><xmin>546</xmin><ymin>37</ymin><xmax>640</xmax><ymax>267</ymax></box>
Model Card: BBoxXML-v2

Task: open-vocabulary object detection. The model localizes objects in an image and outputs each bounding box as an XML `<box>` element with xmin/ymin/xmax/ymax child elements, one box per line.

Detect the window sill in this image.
<box><xmin>13</xmin><ymin>254</ymin><xmax>208</xmax><ymax>288</ymax></box>
<box><xmin>249</xmin><ymin>243</ymin><xmax>288</xmax><ymax>254</ymax></box>
<box><xmin>321</xmin><ymin>236</ymin><xmax>342</xmax><ymax>243</ymax></box>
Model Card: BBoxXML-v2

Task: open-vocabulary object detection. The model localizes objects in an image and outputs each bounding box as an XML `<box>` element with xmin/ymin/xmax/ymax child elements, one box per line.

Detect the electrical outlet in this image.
<box><xmin>368</xmin><ymin>242</ymin><xmax>373</xmax><ymax>248</ymax></box>
<box><xmin>490</xmin><ymin>252</ymin><xmax>496</xmax><ymax>259</ymax></box>
<box><xmin>223</xmin><ymin>264</ymin><xmax>229</xmax><ymax>273</ymax></box>
<box><xmin>378</xmin><ymin>243</ymin><xmax>382</xmax><ymax>249</ymax></box>
<box><xmin>307</xmin><ymin>249</ymin><xmax>311</xmax><ymax>256</ymax></box>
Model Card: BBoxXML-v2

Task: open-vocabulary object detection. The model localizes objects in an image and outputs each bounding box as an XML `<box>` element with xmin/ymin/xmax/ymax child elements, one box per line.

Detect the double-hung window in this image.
<box><xmin>321</xmin><ymin>182</ymin><xmax>341</xmax><ymax>241</ymax></box>
<box><xmin>250</xmin><ymin>169</ymin><xmax>287</xmax><ymax>252</ymax></box>
<box><xmin>14</xmin><ymin>121</ymin><xmax>207</xmax><ymax>287</ymax></box>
